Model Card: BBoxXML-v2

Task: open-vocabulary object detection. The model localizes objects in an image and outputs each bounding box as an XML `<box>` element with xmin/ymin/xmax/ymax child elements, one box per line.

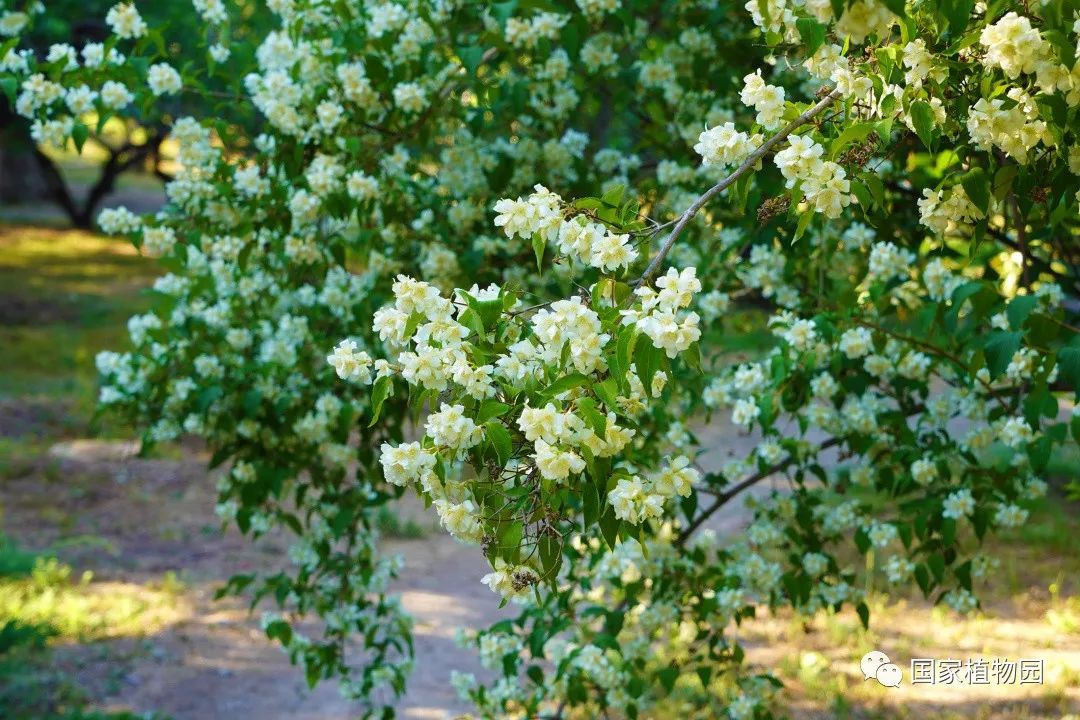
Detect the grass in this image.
<box><xmin>0</xmin><ymin>536</ymin><xmax>182</xmax><ymax>720</ymax></box>
<box><xmin>0</xmin><ymin>224</ymin><xmax>156</xmax><ymax>433</ymax></box>
<box><xmin>731</xmin><ymin>490</ymin><xmax>1080</xmax><ymax>719</ymax></box>
<box><xmin>0</xmin><ymin>225</ymin><xmax>171</xmax><ymax>718</ymax></box>
<box><xmin>0</xmin><ymin>557</ymin><xmax>185</xmax><ymax>643</ymax></box>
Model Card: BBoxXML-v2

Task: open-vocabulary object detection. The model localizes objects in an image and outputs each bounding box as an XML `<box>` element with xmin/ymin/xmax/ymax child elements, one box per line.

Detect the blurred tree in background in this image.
<box><xmin>0</xmin><ymin>0</ymin><xmax>267</xmax><ymax>226</ymax></box>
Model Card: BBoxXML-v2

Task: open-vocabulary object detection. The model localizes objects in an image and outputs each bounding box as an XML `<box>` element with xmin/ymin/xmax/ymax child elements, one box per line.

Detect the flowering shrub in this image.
<box><xmin>3</xmin><ymin>0</ymin><xmax>1080</xmax><ymax>717</ymax></box>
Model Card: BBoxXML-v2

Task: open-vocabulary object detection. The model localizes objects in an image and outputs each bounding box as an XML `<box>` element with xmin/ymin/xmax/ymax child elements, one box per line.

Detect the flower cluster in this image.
<box><xmin>774</xmin><ymin>134</ymin><xmax>852</xmax><ymax>218</ymax></box>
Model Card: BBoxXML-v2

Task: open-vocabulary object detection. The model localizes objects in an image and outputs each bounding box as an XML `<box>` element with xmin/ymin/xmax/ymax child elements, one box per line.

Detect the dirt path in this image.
<box><xmin>0</xmin><ymin>419</ymin><xmax>773</xmax><ymax>720</ymax></box>
<box><xmin>12</xmin><ymin>416</ymin><xmax>1073</xmax><ymax>719</ymax></box>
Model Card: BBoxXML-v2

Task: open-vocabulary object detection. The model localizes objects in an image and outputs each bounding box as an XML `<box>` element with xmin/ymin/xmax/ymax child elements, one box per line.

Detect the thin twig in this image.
<box><xmin>676</xmin><ymin>436</ymin><xmax>843</xmax><ymax>545</ymax></box>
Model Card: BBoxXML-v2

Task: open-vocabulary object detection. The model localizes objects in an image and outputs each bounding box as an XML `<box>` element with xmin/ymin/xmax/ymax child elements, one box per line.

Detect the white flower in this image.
<box><xmin>534</xmin><ymin>440</ymin><xmax>585</xmax><ymax>481</ymax></box>
<box><xmin>98</xmin><ymin>206</ymin><xmax>141</xmax><ymax>235</ymax></box>
<box><xmin>0</xmin><ymin>11</ymin><xmax>29</xmax><ymax>37</ymax></box>
<box><xmin>392</xmin><ymin>82</ymin><xmax>426</xmax><ymax>113</ymax></box>
<box><xmin>993</xmin><ymin>503</ymin><xmax>1028</xmax><ymax>528</ymax></box>
<box><xmin>910</xmin><ymin>457</ymin><xmax>937</xmax><ymax>485</ymax></box>
<box><xmin>782</xmin><ymin>318</ymin><xmax>817</xmax><ymax>350</ymax></box>
<box><xmin>588</xmin><ymin>231</ymin><xmax>638</xmax><ymax>271</ymax></box>
<box><xmin>838</xmin><ymin>327</ymin><xmax>874</xmax><ymax>359</ymax></box>
<box><xmin>480</xmin><ymin>559</ymin><xmax>538</xmax><ymax>600</ymax></box>
<box><xmin>100</xmin><ymin>81</ymin><xmax>134</xmax><ymax>109</ymax></box>
<box><xmin>998</xmin><ymin>416</ymin><xmax>1033</xmax><ymax>449</ymax></box>
<box><xmin>434</xmin><ymin>499</ymin><xmax>484</xmax><ymax>543</ymax></box>
<box><xmin>694</xmin><ymin>123</ymin><xmax>758</xmax><ymax>167</ymax></box>
<box><xmin>944</xmin><ymin>588</ymin><xmax>978</xmax><ymax>613</ymax></box>
<box><xmin>731</xmin><ymin>398</ymin><xmax>760</xmax><ymax>428</ymax></box>
<box><xmin>209</xmin><ymin>43</ymin><xmax>231</xmax><ymax>62</ymax></box>
<box><xmin>883</xmin><ymin>555</ymin><xmax>914</xmax><ymax>584</ymax></box>
<box><xmin>740</xmin><ymin>70</ymin><xmax>786</xmax><ymax>130</ymax></box>
<box><xmin>106</xmin><ymin>2</ymin><xmax>147</xmax><ymax>39</ymax></box>
<box><xmin>65</xmin><ymin>85</ymin><xmax>97</xmax><ymax>114</ymax></box>
<box><xmin>651</xmin><ymin>456</ymin><xmax>698</xmax><ymax>498</ymax></box>
<box><xmin>942</xmin><ymin>489</ymin><xmax>975</xmax><ymax>520</ymax></box>
<box><xmin>147</xmin><ymin>63</ymin><xmax>182</xmax><ymax>96</ymax></box>
<box><xmin>327</xmin><ymin>339</ymin><xmax>373</xmax><ymax>383</ymax></box>
<box><xmin>425</xmin><ymin>403</ymin><xmax>482</xmax><ymax>455</ymax></box>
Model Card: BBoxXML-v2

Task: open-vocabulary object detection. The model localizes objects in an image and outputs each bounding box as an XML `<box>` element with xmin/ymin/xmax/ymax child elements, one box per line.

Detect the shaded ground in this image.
<box><xmin>1</xmin><ymin>438</ymin><xmax>510</xmax><ymax>720</ymax></box>
<box><xmin>2</xmin><ymin>430</ymin><xmax>1078</xmax><ymax>720</ymax></box>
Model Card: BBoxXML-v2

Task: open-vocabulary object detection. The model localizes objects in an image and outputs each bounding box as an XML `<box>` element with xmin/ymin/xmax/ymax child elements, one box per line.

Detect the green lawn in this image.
<box><xmin>0</xmin><ymin>224</ymin><xmax>156</xmax><ymax>420</ymax></box>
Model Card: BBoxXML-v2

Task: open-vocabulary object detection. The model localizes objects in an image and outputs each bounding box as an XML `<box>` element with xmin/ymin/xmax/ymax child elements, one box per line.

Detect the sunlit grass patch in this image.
<box><xmin>0</xmin><ymin>556</ymin><xmax>186</xmax><ymax>644</ymax></box>
<box><xmin>740</xmin><ymin>594</ymin><xmax>1080</xmax><ymax>719</ymax></box>
<box><xmin>0</xmin><ymin>224</ymin><xmax>156</xmax><ymax>420</ymax></box>
<box><xmin>0</xmin><ymin>538</ymin><xmax>181</xmax><ymax>720</ymax></box>
<box><xmin>731</xmin><ymin>484</ymin><xmax>1080</xmax><ymax>719</ymax></box>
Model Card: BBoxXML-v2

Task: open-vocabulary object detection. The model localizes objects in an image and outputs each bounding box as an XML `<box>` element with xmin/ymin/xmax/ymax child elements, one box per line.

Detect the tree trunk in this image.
<box><xmin>0</xmin><ymin>101</ymin><xmax>50</xmax><ymax>205</ymax></box>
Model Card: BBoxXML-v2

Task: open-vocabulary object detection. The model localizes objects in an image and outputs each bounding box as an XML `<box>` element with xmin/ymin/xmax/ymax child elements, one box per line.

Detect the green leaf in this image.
<box><xmin>942</xmin><ymin>517</ymin><xmax>956</xmax><ymax>546</ymax></box>
<box><xmin>575</xmin><ymin>397</ymin><xmax>607</xmax><ymax>436</ymax></box>
<box><xmin>573</xmin><ymin>197</ymin><xmax>602</xmax><ymax>210</ymax></box>
<box><xmin>656</xmin><ymin>665</ymin><xmax>679</xmax><ymax>693</ymax></box>
<box><xmin>928</xmin><ymin>552</ymin><xmax>946</xmax><ymax>582</ymax></box>
<box><xmin>909</xmin><ymin>101</ymin><xmax>935</xmax><ymax>149</ymax></box>
<box><xmin>367</xmin><ymin>376</ymin><xmax>392</xmax><ymax>427</ymax></box>
<box><xmin>545</xmin><ymin>372</ymin><xmax>590</xmax><ymax>398</ymax></box>
<box><xmin>914</xmin><ymin>564</ymin><xmax>931</xmax><ymax>596</ymax></box>
<box><xmin>71</xmin><ymin>123</ymin><xmax>89</xmax><ymax>155</ymax></box>
<box><xmin>856</xmin><ymin>601</ymin><xmax>870</xmax><ymax>629</ymax></box>
<box><xmin>486</xmin><ymin>421</ymin><xmax>512</xmax><ymax>466</ymax></box>
<box><xmin>611</xmin><ymin>324</ymin><xmax>638</xmax><ymax>389</ymax></box>
<box><xmin>457</xmin><ymin>45</ymin><xmax>485</xmax><ymax>76</ymax></box>
<box><xmin>795</xmin><ymin>17</ymin><xmax>827</xmax><ymax>56</ymax></box>
<box><xmin>1028</xmin><ymin>435</ymin><xmax>1052</xmax><ymax>472</ymax></box>
<box><xmin>491</xmin><ymin>1</ymin><xmax>517</xmax><ymax>28</ymax></box>
<box><xmin>264</xmin><ymin>619</ymin><xmax>292</xmax><ymax>645</ymax></box>
<box><xmin>849</xmin><ymin>180</ymin><xmax>873</xmax><ymax>212</ymax></box>
<box><xmin>467</xmin><ymin>295</ymin><xmax>503</xmax><ymax>331</ymax></box>
<box><xmin>598</xmin><ymin>505</ymin><xmax>620</xmax><ymax>549</ymax></box>
<box><xmin>879</xmin><ymin>0</ymin><xmax>906</xmax><ymax>18</ymax></box>
<box><xmin>983</xmin><ymin>331</ymin><xmax>1021</xmax><ymax>380</ymax></box>
<box><xmin>498</xmin><ymin>521</ymin><xmax>523</xmax><ymax>563</ymax></box>
<box><xmin>941</xmin><ymin>0</ymin><xmax>975</xmax><ymax>34</ymax></box>
<box><xmin>1057</xmin><ymin>347</ymin><xmax>1080</xmax><ymax>396</ymax></box>
<box><xmin>95</xmin><ymin>111</ymin><xmax>114</xmax><ymax>135</ymax></box>
<box><xmin>594</xmin><ymin>378</ymin><xmax>619</xmax><ymax>411</ymax></box>
<box><xmin>829</xmin><ymin>121</ymin><xmax>877</xmax><ymax>158</ymax></box>
<box><xmin>959</xmin><ymin>167</ymin><xmax>990</xmax><ymax>215</ymax></box>
<box><xmin>633</xmin><ymin>339</ymin><xmax>662</xmax><ymax>393</ymax></box>
<box><xmin>1005</xmin><ymin>295</ymin><xmax>1038</xmax><ymax>330</ymax></box>
<box><xmin>875</xmin><ymin>47</ymin><xmax>895</xmax><ymax>82</ymax></box>
<box><xmin>532</xmin><ymin>234</ymin><xmax>545</xmax><ymax>272</ymax></box>
<box><xmin>792</xmin><ymin>208</ymin><xmax>814</xmax><ymax>243</ymax></box>
<box><xmin>582</xmin><ymin>477</ymin><xmax>601</xmax><ymax>527</ymax></box>
<box><xmin>458</xmin><ymin>306</ymin><xmax>485</xmax><ymax>337</ymax></box>
<box><xmin>538</xmin><ymin>533</ymin><xmax>562</xmax><ymax>581</ymax></box>
<box><xmin>476</xmin><ymin>400</ymin><xmax>510</xmax><ymax>424</ymax></box>
<box><xmin>0</xmin><ymin>76</ymin><xmax>18</xmax><ymax>104</ymax></box>
<box><xmin>863</xmin><ymin>172</ymin><xmax>885</xmax><ymax>208</ymax></box>
<box><xmin>992</xmin><ymin>164</ymin><xmax>1018</xmax><ymax>202</ymax></box>
<box><xmin>601</xmin><ymin>184</ymin><xmax>625</xmax><ymax>207</ymax></box>
<box><xmin>682</xmin><ymin>342</ymin><xmax>702</xmax><ymax>373</ymax></box>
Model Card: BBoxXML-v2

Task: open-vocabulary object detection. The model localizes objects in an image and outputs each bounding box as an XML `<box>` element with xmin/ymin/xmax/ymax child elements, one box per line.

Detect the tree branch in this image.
<box><xmin>636</xmin><ymin>88</ymin><xmax>843</xmax><ymax>285</ymax></box>
<box><xmin>31</xmin><ymin>148</ymin><xmax>80</xmax><ymax>225</ymax></box>
<box><xmin>676</xmin><ymin>436</ymin><xmax>843</xmax><ymax>546</ymax></box>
